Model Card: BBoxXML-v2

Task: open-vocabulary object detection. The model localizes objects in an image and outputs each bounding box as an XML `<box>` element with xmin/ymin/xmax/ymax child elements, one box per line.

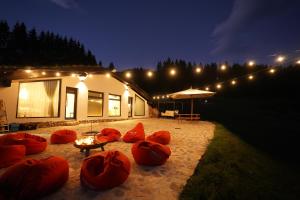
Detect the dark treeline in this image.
<box><xmin>119</xmin><ymin>58</ymin><xmax>300</xmax><ymax>100</ymax></box>
<box><xmin>0</xmin><ymin>20</ymin><xmax>97</xmax><ymax>66</ymax></box>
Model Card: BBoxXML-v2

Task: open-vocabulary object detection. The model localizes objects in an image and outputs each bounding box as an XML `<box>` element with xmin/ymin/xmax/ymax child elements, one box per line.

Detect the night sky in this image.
<box><xmin>1</xmin><ymin>0</ymin><xmax>300</xmax><ymax>69</ymax></box>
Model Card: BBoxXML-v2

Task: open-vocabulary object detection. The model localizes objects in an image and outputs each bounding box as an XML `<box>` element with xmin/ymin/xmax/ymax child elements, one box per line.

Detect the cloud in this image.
<box><xmin>50</xmin><ymin>0</ymin><xmax>79</xmax><ymax>9</ymax></box>
<box><xmin>212</xmin><ymin>0</ymin><xmax>295</xmax><ymax>55</ymax></box>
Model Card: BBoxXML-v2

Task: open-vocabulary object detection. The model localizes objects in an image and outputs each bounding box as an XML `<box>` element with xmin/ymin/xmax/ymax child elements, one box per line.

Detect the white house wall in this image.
<box><xmin>0</xmin><ymin>74</ymin><xmax>149</xmax><ymax>123</ymax></box>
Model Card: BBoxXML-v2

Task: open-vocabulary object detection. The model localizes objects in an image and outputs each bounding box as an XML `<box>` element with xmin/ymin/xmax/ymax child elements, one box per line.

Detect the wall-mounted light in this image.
<box><xmin>78</xmin><ymin>72</ymin><xmax>88</xmax><ymax>81</ymax></box>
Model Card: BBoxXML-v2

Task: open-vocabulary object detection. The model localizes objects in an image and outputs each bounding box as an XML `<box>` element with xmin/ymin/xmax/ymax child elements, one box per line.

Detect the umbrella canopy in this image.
<box><xmin>168</xmin><ymin>88</ymin><xmax>215</xmax><ymax>99</ymax></box>
<box><xmin>168</xmin><ymin>88</ymin><xmax>215</xmax><ymax>116</ymax></box>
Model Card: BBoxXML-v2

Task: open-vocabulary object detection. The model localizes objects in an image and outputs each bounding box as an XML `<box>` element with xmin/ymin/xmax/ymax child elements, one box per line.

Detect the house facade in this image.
<box><xmin>0</xmin><ymin>72</ymin><xmax>149</xmax><ymax>125</ymax></box>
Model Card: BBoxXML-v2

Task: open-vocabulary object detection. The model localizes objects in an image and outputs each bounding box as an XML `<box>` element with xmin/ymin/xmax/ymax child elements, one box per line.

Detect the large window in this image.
<box><xmin>134</xmin><ymin>95</ymin><xmax>145</xmax><ymax>116</ymax></box>
<box><xmin>108</xmin><ymin>94</ymin><xmax>121</xmax><ymax>116</ymax></box>
<box><xmin>17</xmin><ymin>80</ymin><xmax>60</xmax><ymax>118</ymax></box>
<box><xmin>88</xmin><ymin>91</ymin><xmax>103</xmax><ymax>117</ymax></box>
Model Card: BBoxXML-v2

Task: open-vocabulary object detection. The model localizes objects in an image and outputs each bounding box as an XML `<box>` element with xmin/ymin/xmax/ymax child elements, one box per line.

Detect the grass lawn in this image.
<box><xmin>180</xmin><ymin>123</ymin><xmax>300</xmax><ymax>200</ymax></box>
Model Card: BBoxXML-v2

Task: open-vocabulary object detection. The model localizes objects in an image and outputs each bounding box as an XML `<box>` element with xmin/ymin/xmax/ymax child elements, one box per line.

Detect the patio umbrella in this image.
<box><xmin>168</xmin><ymin>88</ymin><xmax>215</xmax><ymax>115</ymax></box>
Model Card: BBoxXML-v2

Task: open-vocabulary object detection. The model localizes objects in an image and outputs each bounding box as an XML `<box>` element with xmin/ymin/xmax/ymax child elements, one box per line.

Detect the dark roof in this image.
<box><xmin>0</xmin><ymin>65</ymin><xmax>151</xmax><ymax>101</ymax></box>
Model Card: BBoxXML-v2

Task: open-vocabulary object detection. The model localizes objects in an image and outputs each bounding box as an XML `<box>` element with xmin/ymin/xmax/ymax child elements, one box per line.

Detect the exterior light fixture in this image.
<box><xmin>166</xmin><ymin>95</ymin><xmax>169</xmax><ymax>98</ymax></box>
<box><xmin>248</xmin><ymin>75</ymin><xmax>254</xmax><ymax>80</ymax></box>
<box><xmin>147</xmin><ymin>71</ymin><xmax>153</xmax><ymax>77</ymax></box>
<box><xmin>112</xmin><ymin>69</ymin><xmax>117</xmax><ymax>73</ymax></box>
<box><xmin>220</xmin><ymin>64</ymin><xmax>227</xmax><ymax>71</ymax></box>
<box><xmin>157</xmin><ymin>96</ymin><xmax>160</xmax><ymax>100</ymax></box>
<box><xmin>248</xmin><ymin>61</ymin><xmax>255</xmax><ymax>67</ymax></box>
<box><xmin>216</xmin><ymin>84</ymin><xmax>222</xmax><ymax>89</ymax></box>
<box><xmin>205</xmin><ymin>87</ymin><xmax>210</xmax><ymax>91</ymax></box>
<box><xmin>71</xmin><ymin>73</ymin><xmax>76</xmax><ymax>77</ymax></box>
<box><xmin>195</xmin><ymin>67</ymin><xmax>202</xmax><ymax>73</ymax></box>
<box><xmin>125</xmin><ymin>72</ymin><xmax>131</xmax><ymax>78</ymax></box>
<box><xmin>153</xmin><ymin>96</ymin><xmax>156</xmax><ymax>100</ymax></box>
<box><xmin>269</xmin><ymin>68</ymin><xmax>276</xmax><ymax>74</ymax></box>
<box><xmin>231</xmin><ymin>80</ymin><xmax>237</xmax><ymax>85</ymax></box>
<box><xmin>88</xmin><ymin>74</ymin><xmax>93</xmax><ymax>78</ymax></box>
<box><xmin>170</xmin><ymin>69</ymin><xmax>176</xmax><ymax>76</ymax></box>
<box><xmin>276</xmin><ymin>55</ymin><xmax>285</xmax><ymax>63</ymax></box>
<box><xmin>162</xmin><ymin>95</ymin><xmax>165</xmax><ymax>99</ymax></box>
<box><xmin>25</xmin><ymin>69</ymin><xmax>32</xmax><ymax>73</ymax></box>
<box><xmin>296</xmin><ymin>60</ymin><xmax>300</xmax><ymax>64</ymax></box>
<box><xmin>106</xmin><ymin>73</ymin><xmax>111</xmax><ymax>78</ymax></box>
<box><xmin>56</xmin><ymin>72</ymin><xmax>61</xmax><ymax>77</ymax></box>
<box><xmin>78</xmin><ymin>72</ymin><xmax>88</xmax><ymax>81</ymax></box>
<box><xmin>41</xmin><ymin>71</ymin><xmax>46</xmax><ymax>75</ymax></box>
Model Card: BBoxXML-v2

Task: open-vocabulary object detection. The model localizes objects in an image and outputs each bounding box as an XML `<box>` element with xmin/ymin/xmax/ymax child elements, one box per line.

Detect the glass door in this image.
<box><xmin>128</xmin><ymin>97</ymin><xmax>133</xmax><ymax>117</ymax></box>
<box><xmin>65</xmin><ymin>87</ymin><xmax>77</xmax><ymax>119</ymax></box>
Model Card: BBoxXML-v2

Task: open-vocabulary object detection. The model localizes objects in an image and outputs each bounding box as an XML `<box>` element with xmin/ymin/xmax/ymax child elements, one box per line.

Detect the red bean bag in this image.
<box><xmin>51</xmin><ymin>129</ymin><xmax>77</xmax><ymax>144</ymax></box>
<box><xmin>0</xmin><ymin>156</ymin><xmax>69</xmax><ymax>200</ymax></box>
<box><xmin>80</xmin><ymin>150</ymin><xmax>131</xmax><ymax>190</ymax></box>
<box><xmin>123</xmin><ymin>123</ymin><xmax>145</xmax><ymax>143</ymax></box>
<box><xmin>0</xmin><ymin>133</ymin><xmax>47</xmax><ymax>155</ymax></box>
<box><xmin>96</xmin><ymin>128</ymin><xmax>121</xmax><ymax>143</ymax></box>
<box><xmin>146</xmin><ymin>131</ymin><xmax>171</xmax><ymax>145</ymax></box>
<box><xmin>0</xmin><ymin>145</ymin><xmax>26</xmax><ymax>168</ymax></box>
<box><xmin>132</xmin><ymin>140</ymin><xmax>171</xmax><ymax>166</ymax></box>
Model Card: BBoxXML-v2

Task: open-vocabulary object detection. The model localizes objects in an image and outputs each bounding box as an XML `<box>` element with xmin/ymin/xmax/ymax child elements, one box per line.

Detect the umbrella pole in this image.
<box><xmin>191</xmin><ymin>99</ymin><xmax>193</xmax><ymax>120</ymax></box>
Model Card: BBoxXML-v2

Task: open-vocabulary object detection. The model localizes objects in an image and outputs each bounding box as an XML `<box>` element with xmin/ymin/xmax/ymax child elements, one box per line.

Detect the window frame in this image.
<box><xmin>16</xmin><ymin>79</ymin><xmax>62</xmax><ymax>118</ymax></box>
<box><xmin>134</xmin><ymin>94</ymin><xmax>145</xmax><ymax>116</ymax></box>
<box><xmin>87</xmin><ymin>90</ymin><xmax>104</xmax><ymax>117</ymax></box>
<box><xmin>108</xmin><ymin>93</ymin><xmax>121</xmax><ymax>117</ymax></box>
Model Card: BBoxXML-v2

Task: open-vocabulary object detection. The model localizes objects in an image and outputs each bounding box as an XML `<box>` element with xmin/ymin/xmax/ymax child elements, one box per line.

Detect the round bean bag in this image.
<box><xmin>96</xmin><ymin>128</ymin><xmax>121</xmax><ymax>143</ymax></box>
<box><xmin>80</xmin><ymin>150</ymin><xmax>131</xmax><ymax>190</ymax></box>
<box><xmin>0</xmin><ymin>156</ymin><xmax>69</xmax><ymax>200</ymax></box>
<box><xmin>0</xmin><ymin>133</ymin><xmax>47</xmax><ymax>155</ymax></box>
<box><xmin>123</xmin><ymin>122</ymin><xmax>145</xmax><ymax>143</ymax></box>
<box><xmin>51</xmin><ymin>129</ymin><xmax>77</xmax><ymax>144</ymax></box>
<box><xmin>0</xmin><ymin>145</ymin><xmax>26</xmax><ymax>169</ymax></box>
<box><xmin>146</xmin><ymin>131</ymin><xmax>171</xmax><ymax>145</ymax></box>
<box><xmin>132</xmin><ymin>140</ymin><xmax>171</xmax><ymax>166</ymax></box>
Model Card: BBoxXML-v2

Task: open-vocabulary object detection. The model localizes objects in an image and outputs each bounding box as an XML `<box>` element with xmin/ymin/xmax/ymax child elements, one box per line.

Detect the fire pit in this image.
<box><xmin>74</xmin><ymin>136</ymin><xmax>108</xmax><ymax>156</ymax></box>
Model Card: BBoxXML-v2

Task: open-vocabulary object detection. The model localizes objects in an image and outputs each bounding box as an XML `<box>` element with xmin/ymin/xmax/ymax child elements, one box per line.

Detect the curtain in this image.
<box><xmin>44</xmin><ymin>80</ymin><xmax>58</xmax><ymax>116</ymax></box>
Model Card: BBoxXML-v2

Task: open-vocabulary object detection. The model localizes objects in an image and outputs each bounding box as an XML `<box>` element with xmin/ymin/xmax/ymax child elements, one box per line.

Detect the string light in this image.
<box><xmin>157</xmin><ymin>96</ymin><xmax>160</xmax><ymax>100</ymax></box>
<box><xmin>248</xmin><ymin>61</ymin><xmax>255</xmax><ymax>67</ymax></box>
<box><xmin>248</xmin><ymin>75</ymin><xmax>254</xmax><ymax>80</ymax></box>
<box><xmin>195</xmin><ymin>67</ymin><xmax>202</xmax><ymax>73</ymax></box>
<box><xmin>162</xmin><ymin>95</ymin><xmax>165</xmax><ymax>99</ymax></box>
<box><xmin>166</xmin><ymin>95</ymin><xmax>169</xmax><ymax>98</ymax></box>
<box><xmin>147</xmin><ymin>71</ymin><xmax>153</xmax><ymax>77</ymax></box>
<box><xmin>276</xmin><ymin>55</ymin><xmax>285</xmax><ymax>63</ymax></box>
<box><xmin>205</xmin><ymin>87</ymin><xmax>210</xmax><ymax>91</ymax></box>
<box><xmin>269</xmin><ymin>68</ymin><xmax>276</xmax><ymax>74</ymax></box>
<box><xmin>106</xmin><ymin>73</ymin><xmax>111</xmax><ymax>78</ymax></box>
<box><xmin>56</xmin><ymin>72</ymin><xmax>61</xmax><ymax>77</ymax></box>
<box><xmin>170</xmin><ymin>69</ymin><xmax>176</xmax><ymax>76</ymax></box>
<box><xmin>41</xmin><ymin>71</ymin><xmax>46</xmax><ymax>75</ymax></box>
<box><xmin>216</xmin><ymin>84</ymin><xmax>222</xmax><ymax>89</ymax></box>
<box><xmin>231</xmin><ymin>80</ymin><xmax>237</xmax><ymax>85</ymax></box>
<box><xmin>153</xmin><ymin>96</ymin><xmax>156</xmax><ymax>100</ymax></box>
<box><xmin>220</xmin><ymin>64</ymin><xmax>227</xmax><ymax>71</ymax></box>
<box><xmin>125</xmin><ymin>72</ymin><xmax>131</xmax><ymax>78</ymax></box>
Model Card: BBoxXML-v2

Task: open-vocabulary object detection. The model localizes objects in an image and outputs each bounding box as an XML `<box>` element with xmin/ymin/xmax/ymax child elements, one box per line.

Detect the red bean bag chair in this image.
<box><xmin>123</xmin><ymin>123</ymin><xmax>145</xmax><ymax>143</ymax></box>
<box><xmin>96</xmin><ymin>128</ymin><xmax>121</xmax><ymax>143</ymax></box>
<box><xmin>0</xmin><ymin>156</ymin><xmax>69</xmax><ymax>200</ymax></box>
<box><xmin>146</xmin><ymin>131</ymin><xmax>171</xmax><ymax>145</ymax></box>
<box><xmin>0</xmin><ymin>145</ymin><xmax>26</xmax><ymax>169</ymax></box>
<box><xmin>0</xmin><ymin>133</ymin><xmax>47</xmax><ymax>155</ymax></box>
<box><xmin>51</xmin><ymin>129</ymin><xmax>77</xmax><ymax>144</ymax></box>
<box><xmin>80</xmin><ymin>150</ymin><xmax>131</xmax><ymax>190</ymax></box>
<box><xmin>132</xmin><ymin>140</ymin><xmax>171</xmax><ymax>166</ymax></box>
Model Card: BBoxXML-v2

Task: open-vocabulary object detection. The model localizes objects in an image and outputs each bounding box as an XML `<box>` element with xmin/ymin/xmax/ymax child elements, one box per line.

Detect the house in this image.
<box><xmin>0</xmin><ymin>66</ymin><xmax>150</xmax><ymax>128</ymax></box>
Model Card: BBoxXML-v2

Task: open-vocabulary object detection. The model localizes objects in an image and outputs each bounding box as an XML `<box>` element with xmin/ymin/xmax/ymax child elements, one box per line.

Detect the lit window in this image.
<box><xmin>17</xmin><ymin>80</ymin><xmax>60</xmax><ymax>117</ymax></box>
<box><xmin>88</xmin><ymin>91</ymin><xmax>103</xmax><ymax>117</ymax></box>
<box><xmin>108</xmin><ymin>94</ymin><xmax>121</xmax><ymax>116</ymax></box>
<box><xmin>134</xmin><ymin>95</ymin><xmax>145</xmax><ymax>116</ymax></box>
